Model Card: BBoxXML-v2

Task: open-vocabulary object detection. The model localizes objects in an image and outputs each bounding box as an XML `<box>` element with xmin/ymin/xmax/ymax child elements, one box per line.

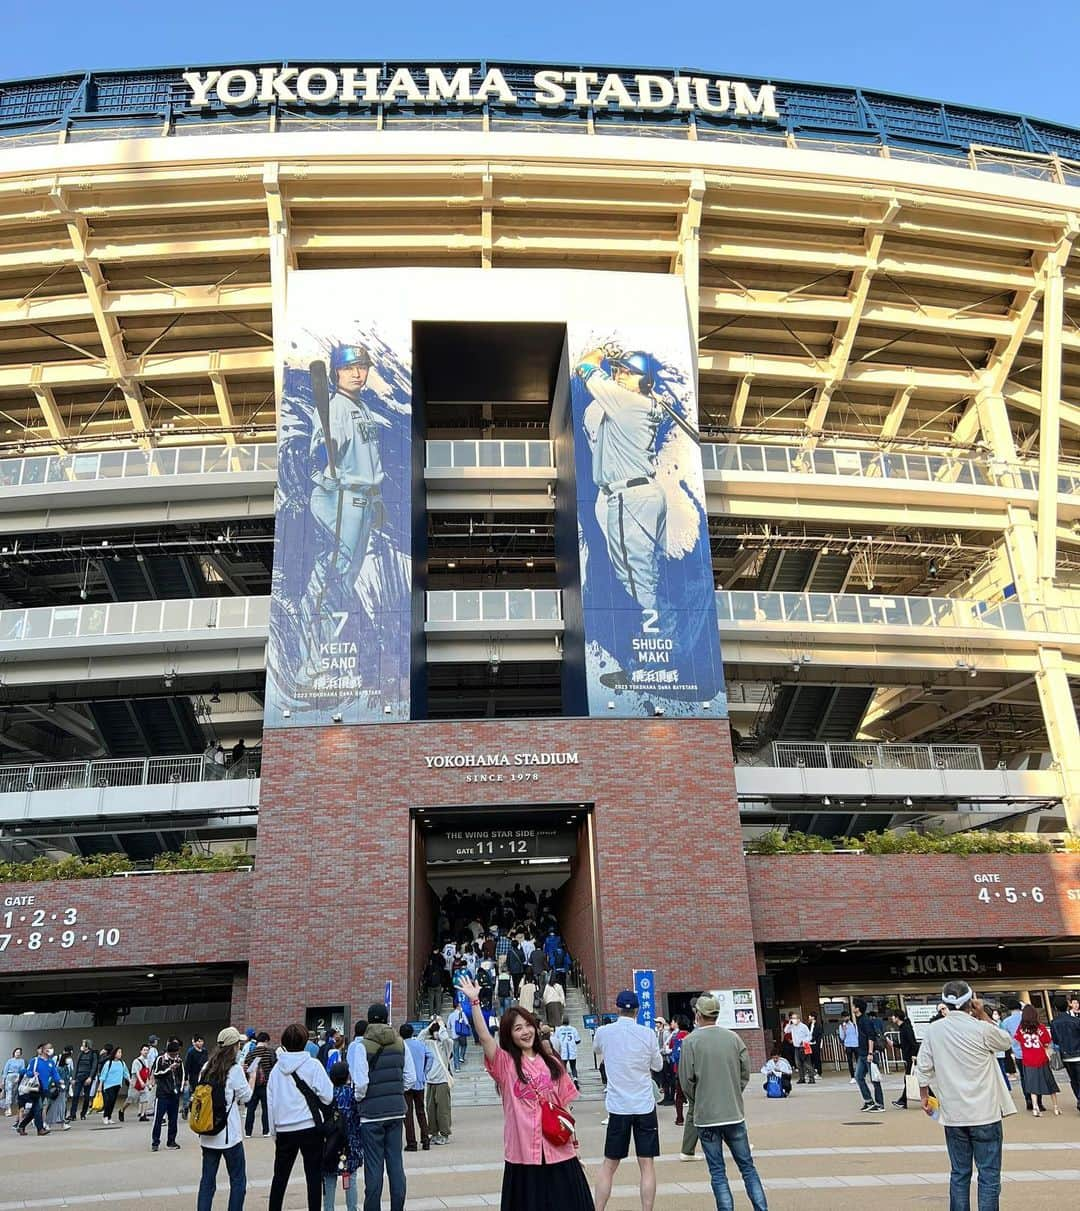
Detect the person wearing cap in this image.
<box><xmin>592</xmin><ymin>989</ymin><xmax>664</xmax><ymax>1211</ymax></box>
<box><xmin>677</xmin><ymin>994</ymin><xmax>767</xmax><ymax>1211</ymax></box>
<box><xmin>915</xmin><ymin>981</ymin><xmax>1016</xmax><ymax>1211</ymax></box>
<box><xmin>267</xmin><ymin>1023</ymin><xmax>335</xmax><ymax>1211</ymax></box>
<box><xmin>195</xmin><ymin>1027</ymin><xmax>256</xmax><ymax>1211</ymax></box>
<box><xmin>353</xmin><ymin>1002</ymin><xmax>413</xmax><ymax>1211</ymax></box>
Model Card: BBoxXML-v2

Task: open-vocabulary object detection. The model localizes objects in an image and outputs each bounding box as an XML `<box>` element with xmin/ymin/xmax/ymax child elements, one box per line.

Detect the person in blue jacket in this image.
<box><xmin>3</xmin><ymin>1047</ymin><xmax>26</xmax><ymax>1116</ymax></box>
<box><xmin>322</xmin><ymin>1062</ymin><xmax>363</xmax><ymax>1211</ymax></box>
<box><xmin>98</xmin><ymin>1046</ymin><xmax>131</xmax><ymax>1126</ymax></box>
<box><xmin>14</xmin><ymin>1042</ymin><xmax>60</xmax><ymax>1137</ymax></box>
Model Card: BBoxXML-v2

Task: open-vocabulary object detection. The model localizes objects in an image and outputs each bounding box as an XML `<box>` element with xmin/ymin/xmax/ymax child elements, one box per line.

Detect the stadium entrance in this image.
<box><xmin>411</xmin><ymin>803</ymin><xmax>600</xmax><ymax>1012</ymax></box>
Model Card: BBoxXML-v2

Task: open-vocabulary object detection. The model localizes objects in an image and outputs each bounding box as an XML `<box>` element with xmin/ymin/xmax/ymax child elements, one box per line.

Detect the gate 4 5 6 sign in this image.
<box><xmin>972</xmin><ymin>873</ymin><xmax>1045</xmax><ymax>905</ymax></box>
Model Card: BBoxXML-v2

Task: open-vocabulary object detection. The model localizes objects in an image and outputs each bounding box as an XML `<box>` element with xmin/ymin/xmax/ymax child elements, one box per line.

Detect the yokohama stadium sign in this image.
<box><xmin>182</xmin><ymin>65</ymin><xmax>779</xmax><ymax>121</ymax></box>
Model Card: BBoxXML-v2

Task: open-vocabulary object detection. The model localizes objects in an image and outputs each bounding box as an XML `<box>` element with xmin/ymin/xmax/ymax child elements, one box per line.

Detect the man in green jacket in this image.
<box><xmin>678</xmin><ymin>994</ymin><xmax>768</xmax><ymax>1211</ymax></box>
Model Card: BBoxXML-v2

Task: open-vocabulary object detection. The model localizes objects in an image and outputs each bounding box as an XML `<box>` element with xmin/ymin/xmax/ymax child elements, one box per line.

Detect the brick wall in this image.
<box><xmin>247</xmin><ymin>716</ymin><xmax>762</xmax><ymax>1058</ymax></box>
<box><xmin>746</xmin><ymin>853</ymin><xmax>1080</xmax><ymax>942</ymax></box>
<box><xmin>0</xmin><ymin>872</ymin><xmax>252</xmax><ymax>974</ymax></box>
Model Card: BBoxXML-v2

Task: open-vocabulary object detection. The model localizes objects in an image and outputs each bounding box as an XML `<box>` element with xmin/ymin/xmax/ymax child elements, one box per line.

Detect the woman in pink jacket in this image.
<box><xmin>457</xmin><ymin>977</ymin><xmax>593</xmax><ymax>1211</ymax></box>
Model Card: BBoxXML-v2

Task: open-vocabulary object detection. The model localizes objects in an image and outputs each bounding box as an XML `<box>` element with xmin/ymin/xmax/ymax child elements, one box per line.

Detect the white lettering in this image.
<box><xmin>383</xmin><ymin>68</ymin><xmax>424</xmax><ymax>104</ymax></box>
<box><xmin>473</xmin><ymin>68</ymin><xmax>515</xmax><ymax>104</ymax></box>
<box><xmin>694</xmin><ymin>78</ymin><xmax>730</xmax><ymax>115</ymax></box>
<box><xmin>218</xmin><ymin>70</ymin><xmax>259</xmax><ymax>106</ymax></box>
<box><xmin>732</xmin><ymin>81</ymin><xmax>779</xmax><ymax>120</ymax></box>
<box><xmin>532</xmin><ymin>69</ymin><xmax>567</xmax><ymax>106</ymax></box>
<box><xmin>426</xmin><ymin>67</ymin><xmax>475</xmax><ymax>104</ymax></box>
<box><xmin>563</xmin><ymin>71</ymin><xmax>599</xmax><ymax>107</ymax></box>
<box><xmin>674</xmin><ymin>76</ymin><xmax>695</xmax><ymax>112</ymax></box>
<box><xmin>182</xmin><ymin>71</ymin><xmax>221</xmax><ymax>108</ymax></box>
<box><xmin>297</xmin><ymin>68</ymin><xmax>338</xmax><ymax>105</ymax></box>
<box><xmin>340</xmin><ymin>67</ymin><xmax>380</xmax><ymax>104</ymax></box>
<box><xmin>595</xmin><ymin>73</ymin><xmax>634</xmax><ymax>108</ymax></box>
<box><xmin>634</xmin><ymin>74</ymin><xmax>675</xmax><ymax>110</ymax></box>
<box><xmin>257</xmin><ymin>67</ymin><xmax>298</xmax><ymax>104</ymax></box>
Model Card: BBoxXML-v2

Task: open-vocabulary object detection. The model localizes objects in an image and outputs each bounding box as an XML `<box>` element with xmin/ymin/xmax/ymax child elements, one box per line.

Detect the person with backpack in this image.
<box><xmin>322</xmin><ymin>1061</ymin><xmax>363</xmax><ymax>1211</ymax></box>
<box><xmin>99</xmin><ymin>1045</ymin><xmax>130</xmax><ymax>1126</ymax></box>
<box><xmin>244</xmin><ymin>1032</ymin><xmax>276</xmax><ymax>1137</ymax></box>
<box><xmin>193</xmin><ymin>1026</ymin><xmax>255</xmax><ymax>1211</ymax></box>
<box><xmin>13</xmin><ymin>1042</ymin><xmax>60</xmax><ymax>1137</ymax></box>
<box><xmin>266</xmin><ymin>1023</ymin><xmax>335</xmax><ymax>1211</ymax></box>
<box><xmin>447</xmin><ymin>1004</ymin><xmax>471</xmax><ymax>1071</ymax></box>
<box><xmin>127</xmin><ymin>1044</ymin><xmax>155</xmax><ymax>1123</ymax></box>
<box><xmin>353</xmin><ymin>1002</ymin><xmax>412</xmax><ymax>1211</ymax></box>
<box><xmin>421</xmin><ymin>950</ymin><xmax>445</xmax><ymax>1018</ymax></box>
<box><xmin>760</xmin><ymin>1050</ymin><xmax>793</xmax><ymax>1098</ymax></box>
<box><xmin>853</xmin><ymin>998</ymin><xmax>886</xmax><ymax>1113</ymax></box>
<box><xmin>151</xmin><ymin>1038</ymin><xmax>185</xmax><ymax>1151</ymax></box>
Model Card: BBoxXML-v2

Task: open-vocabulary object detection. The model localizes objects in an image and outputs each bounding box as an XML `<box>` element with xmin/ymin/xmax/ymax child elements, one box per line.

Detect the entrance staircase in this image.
<box><xmin>443</xmin><ymin>982</ymin><xmax>607</xmax><ymax>1107</ymax></box>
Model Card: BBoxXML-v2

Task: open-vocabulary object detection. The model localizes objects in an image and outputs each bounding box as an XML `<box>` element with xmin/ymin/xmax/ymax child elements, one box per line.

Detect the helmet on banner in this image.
<box><xmin>330</xmin><ymin>344</ymin><xmax>372</xmax><ymax>373</ymax></box>
<box><xmin>608</xmin><ymin>350</ymin><xmax>659</xmax><ymax>392</ymax></box>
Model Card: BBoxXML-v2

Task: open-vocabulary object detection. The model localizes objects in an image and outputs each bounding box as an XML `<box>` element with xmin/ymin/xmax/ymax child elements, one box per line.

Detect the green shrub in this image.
<box><xmin>0</xmin><ymin>847</ymin><xmax>251</xmax><ymax>883</ymax></box>
<box><xmin>746</xmin><ymin>829</ymin><xmax>1056</xmax><ymax>856</ymax></box>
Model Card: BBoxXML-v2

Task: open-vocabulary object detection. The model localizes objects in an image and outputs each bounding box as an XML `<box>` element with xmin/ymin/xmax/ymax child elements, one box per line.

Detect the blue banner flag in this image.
<box><xmin>633</xmin><ymin>969</ymin><xmax>657</xmax><ymax>1029</ymax></box>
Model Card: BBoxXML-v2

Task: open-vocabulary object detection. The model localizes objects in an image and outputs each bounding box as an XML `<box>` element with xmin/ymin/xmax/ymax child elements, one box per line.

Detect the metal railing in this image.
<box><xmin>0</xmin><ymin>750</ymin><xmax>262</xmax><ymax>795</ymax></box>
<box><xmin>714</xmin><ymin>590</ymin><xmax>1080</xmax><ymax>636</ymax></box>
<box><xmin>699</xmin><ymin>442</ymin><xmax>1080</xmax><ymax>496</ymax></box>
<box><xmin>0</xmin><ymin>442</ymin><xmax>277</xmax><ymax>489</ymax></box>
<box><xmin>772</xmin><ymin>741</ymin><xmax>983</xmax><ymax>771</ymax></box>
<box><xmin>425</xmin><ymin>439</ymin><xmax>553</xmax><ymax>470</ymax></box>
<box><xmin>0</xmin><ymin>596</ymin><xmax>270</xmax><ymax>645</ymax></box>
<box><xmin>426</xmin><ymin>589</ymin><xmax>562</xmax><ymax>623</ymax></box>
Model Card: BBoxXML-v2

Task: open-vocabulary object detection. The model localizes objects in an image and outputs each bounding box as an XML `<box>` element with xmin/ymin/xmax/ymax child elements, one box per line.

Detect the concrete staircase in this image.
<box><xmin>447</xmin><ymin>982</ymin><xmax>607</xmax><ymax>1107</ymax></box>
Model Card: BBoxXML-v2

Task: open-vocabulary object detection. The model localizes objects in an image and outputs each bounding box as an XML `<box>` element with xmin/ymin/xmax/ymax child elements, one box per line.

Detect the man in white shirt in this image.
<box><xmin>915</xmin><ymin>980</ymin><xmax>1016</xmax><ymax>1211</ymax></box>
<box><xmin>553</xmin><ymin>1016</ymin><xmax>582</xmax><ymax>1088</ymax></box>
<box><xmin>592</xmin><ymin>989</ymin><xmax>664</xmax><ymax>1211</ymax></box>
<box><xmin>788</xmin><ymin>1013</ymin><xmax>814</xmax><ymax>1085</ymax></box>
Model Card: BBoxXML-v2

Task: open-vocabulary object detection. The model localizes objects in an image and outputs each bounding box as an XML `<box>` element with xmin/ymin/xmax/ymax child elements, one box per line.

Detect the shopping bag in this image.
<box><xmin>90</xmin><ymin>1087</ymin><xmax>104</xmax><ymax>1113</ymax></box>
<box><xmin>905</xmin><ymin>1073</ymin><xmax>921</xmax><ymax>1102</ymax></box>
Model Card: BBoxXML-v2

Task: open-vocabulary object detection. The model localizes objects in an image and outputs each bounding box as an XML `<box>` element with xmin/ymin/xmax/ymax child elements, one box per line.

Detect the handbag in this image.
<box><xmin>17</xmin><ymin>1068</ymin><xmax>40</xmax><ymax>1098</ymax></box>
<box><xmin>904</xmin><ymin>1073</ymin><xmax>921</xmax><ymax>1101</ymax></box>
<box><xmin>801</xmin><ymin>1043</ymin><xmax>812</xmax><ymax>1055</ymax></box>
<box><xmin>518</xmin><ymin>1074</ymin><xmax>575</xmax><ymax>1146</ymax></box>
<box><xmin>90</xmin><ymin>1087</ymin><xmax>104</xmax><ymax>1113</ymax></box>
<box><xmin>869</xmin><ymin>1062</ymin><xmax>883</xmax><ymax>1084</ymax></box>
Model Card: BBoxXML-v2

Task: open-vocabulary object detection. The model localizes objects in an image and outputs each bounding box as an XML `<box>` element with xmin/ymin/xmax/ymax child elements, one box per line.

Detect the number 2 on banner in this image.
<box><xmin>642</xmin><ymin>609</ymin><xmax>660</xmax><ymax>634</ymax></box>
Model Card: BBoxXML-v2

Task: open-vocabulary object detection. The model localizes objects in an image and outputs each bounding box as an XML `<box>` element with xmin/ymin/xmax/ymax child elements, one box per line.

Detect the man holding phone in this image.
<box><xmin>915</xmin><ymin>981</ymin><xmax>1016</xmax><ymax>1211</ymax></box>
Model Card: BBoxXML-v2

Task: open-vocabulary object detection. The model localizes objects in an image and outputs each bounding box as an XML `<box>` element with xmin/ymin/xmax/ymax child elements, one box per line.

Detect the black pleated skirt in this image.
<box><xmin>1020</xmin><ymin>1062</ymin><xmax>1059</xmax><ymax>1096</ymax></box>
<box><xmin>500</xmin><ymin>1155</ymin><xmax>594</xmax><ymax>1211</ymax></box>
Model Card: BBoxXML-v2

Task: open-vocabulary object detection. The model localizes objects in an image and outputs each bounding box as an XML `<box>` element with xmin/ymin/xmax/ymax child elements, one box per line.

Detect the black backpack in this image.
<box><xmin>291</xmin><ymin>1073</ymin><xmax>345</xmax><ymax>1173</ymax></box>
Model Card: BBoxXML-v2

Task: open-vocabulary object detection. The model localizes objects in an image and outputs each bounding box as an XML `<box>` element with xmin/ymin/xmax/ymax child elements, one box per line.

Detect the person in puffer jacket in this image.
<box><xmin>266</xmin><ymin>1024</ymin><xmax>334</xmax><ymax>1211</ymax></box>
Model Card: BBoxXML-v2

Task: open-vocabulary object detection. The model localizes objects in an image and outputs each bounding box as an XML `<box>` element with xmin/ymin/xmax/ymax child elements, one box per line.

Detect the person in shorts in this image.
<box><xmin>592</xmin><ymin>989</ymin><xmax>664</xmax><ymax>1211</ymax></box>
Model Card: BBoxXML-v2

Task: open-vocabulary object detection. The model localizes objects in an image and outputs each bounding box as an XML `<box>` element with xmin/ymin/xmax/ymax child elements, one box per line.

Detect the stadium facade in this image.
<box><xmin>0</xmin><ymin>62</ymin><xmax>1079</xmax><ymax>1053</ymax></box>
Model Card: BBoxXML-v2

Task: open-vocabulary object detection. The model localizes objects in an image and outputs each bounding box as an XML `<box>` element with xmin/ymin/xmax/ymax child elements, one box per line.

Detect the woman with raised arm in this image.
<box><xmin>456</xmin><ymin>977</ymin><xmax>593</xmax><ymax>1211</ymax></box>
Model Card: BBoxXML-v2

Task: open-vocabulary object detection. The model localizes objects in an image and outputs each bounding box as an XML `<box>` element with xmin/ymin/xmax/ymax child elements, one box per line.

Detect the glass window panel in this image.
<box><xmin>714</xmin><ymin>591</ymin><xmax>732</xmax><ymax>622</ymax></box>
<box><xmin>45</xmin><ymin>457</ymin><xmax>70</xmax><ymax>483</ymax></box>
<box><xmin>124</xmin><ymin>451</ymin><xmax>150</xmax><ymax>478</ymax></box>
<box><xmin>173</xmin><ymin>449</ymin><xmax>202</xmax><ymax>475</ymax></box>
<box><xmin>503</xmin><ymin>442</ymin><xmax>527</xmax><ymax>467</ymax></box>
<box><xmin>0</xmin><ymin>459</ymin><xmax>23</xmax><ymax>486</ymax></box>
<box><xmin>95</xmin><ymin>453</ymin><xmax>124</xmax><ymax>479</ymax></box>
<box><xmin>104</xmin><ymin>602</ymin><xmax>133</xmax><ymax>634</ymax></box>
<box><xmin>808</xmin><ymin>594</ymin><xmax>835</xmax><ymax>622</ymax></box>
<box><xmin>0</xmin><ymin>609</ymin><xmax>27</xmax><ymax>640</ymax></box>
<box><xmin>427</xmin><ymin>592</ymin><xmax>452</xmax><ymax>622</ymax></box>
<box><xmin>481</xmin><ymin>591</ymin><xmax>507</xmax><ymax>620</ymax></box>
<box><xmin>784</xmin><ymin>594</ymin><xmax>810</xmax><ymax>622</ymax></box>
<box><xmin>763</xmin><ymin>447</ymin><xmax>789</xmax><ymax>472</ymax></box>
<box><xmin>134</xmin><ymin>601</ymin><xmax>163</xmax><ymax>633</ymax></box>
<box><xmin>426</xmin><ymin>441</ymin><xmax>451</xmax><ymax>468</ymax></box>
<box><xmin>534</xmin><ymin>590</ymin><xmax>560</xmax><ymax>620</ymax></box>
<box><xmin>479</xmin><ymin>442</ymin><xmax>503</xmax><ymax>467</ymax></box>
<box><xmin>455</xmin><ymin>591</ymin><xmax>480</xmax><ymax>621</ymax></box>
<box><xmin>454</xmin><ymin>442</ymin><xmax>477</xmax><ymax>467</ymax></box>
<box><xmin>189</xmin><ymin>599</ymin><xmax>216</xmax><ymax>629</ymax></box>
<box><xmin>149</xmin><ymin>450</ymin><xmax>178</xmax><ymax>476</ymax></box>
<box><xmin>716</xmin><ymin>446</ymin><xmax>741</xmax><ymax>472</ymax></box>
<box><xmin>698</xmin><ymin>444</ymin><xmax>716</xmax><ymax>470</ymax></box>
<box><xmin>528</xmin><ymin>441</ymin><xmax>552</xmax><ymax>467</ymax></box>
<box><xmin>832</xmin><ymin>595</ymin><xmax>860</xmax><ymax>625</ymax></box>
<box><xmin>24</xmin><ymin>608</ymin><xmax>57</xmax><ymax>639</ymax></box>
<box><xmin>20</xmin><ymin>458</ymin><xmax>46</xmax><ymax>485</ymax></box>
<box><xmin>508</xmin><ymin>591</ymin><xmax>531</xmax><ymax>620</ymax></box>
<box><xmin>50</xmin><ymin>607</ymin><xmax>80</xmax><ymax>638</ymax></box>
<box><xmin>906</xmin><ymin>598</ymin><xmax>934</xmax><ymax>627</ymax></box>
<box><xmin>247</xmin><ymin>598</ymin><xmax>270</xmax><ymax>626</ymax></box>
<box><xmin>202</xmin><ymin>447</ymin><xmax>232</xmax><ymax>473</ymax></box>
<box><xmin>740</xmin><ymin>446</ymin><xmax>765</xmax><ymax>472</ymax></box>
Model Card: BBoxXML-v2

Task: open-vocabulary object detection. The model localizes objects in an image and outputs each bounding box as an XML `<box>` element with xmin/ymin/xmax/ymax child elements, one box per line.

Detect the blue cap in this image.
<box><xmin>330</xmin><ymin>344</ymin><xmax>371</xmax><ymax>372</ymax></box>
<box><xmin>616</xmin><ymin>990</ymin><xmax>639</xmax><ymax>1011</ymax></box>
<box><xmin>607</xmin><ymin>350</ymin><xmax>659</xmax><ymax>392</ymax></box>
<box><xmin>245</xmin><ymin>1028</ymin><xmax>256</xmax><ymax>1038</ymax></box>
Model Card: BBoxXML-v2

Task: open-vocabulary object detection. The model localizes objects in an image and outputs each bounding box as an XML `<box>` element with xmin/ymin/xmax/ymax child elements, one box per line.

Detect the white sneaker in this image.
<box><xmin>61</xmin><ymin>1124</ymin><xmax>72</xmax><ymax>1132</ymax></box>
<box><xmin>679</xmin><ymin>1153</ymin><xmax>703</xmax><ymax>1162</ymax></box>
<box><xmin>600</xmin><ymin>1117</ymin><xmax>609</xmax><ymax>1125</ymax></box>
<box><xmin>849</xmin><ymin>1078</ymin><xmax>857</xmax><ymax>1084</ymax></box>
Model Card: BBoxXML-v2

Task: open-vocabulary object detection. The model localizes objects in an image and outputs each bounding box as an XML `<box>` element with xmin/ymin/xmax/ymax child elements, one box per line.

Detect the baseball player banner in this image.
<box><xmin>566</xmin><ymin>289</ymin><xmax>727</xmax><ymax>718</ymax></box>
<box><xmin>266</xmin><ymin>275</ymin><xmax>412</xmax><ymax>726</ymax></box>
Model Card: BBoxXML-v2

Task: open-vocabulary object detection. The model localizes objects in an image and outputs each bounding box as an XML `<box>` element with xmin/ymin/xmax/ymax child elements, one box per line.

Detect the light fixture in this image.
<box><xmin>282</xmin><ymin>707</ymin><xmax>291</xmax><ymax>719</ymax></box>
<box><xmin>904</xmin><ymin>796</ymin><xmax>913</xmax><ymax>807</ymax></box>
<box><xmin>607</xmin><ymin>701</ymin><xmax>615</xmax><ymax>710</ymax></box>
<box><xmin>164</xmin><ymin>672</ymin><xmax>175</xmax><ymax>689</ymax></box>
<box><xmin>447</xmin><ymin>561</ymin><xmax>456</xmax><ymax>569</ymax></box>
<box><xmin>525</xmin><ymin>559</ymin><xmax>534</xmax><ymax>568</ymax></box>
<box><xmin>654</xmin><ymin>706</ymin><xmax>665</xmax><ymax>717</ymax></box>
<box><xmin>210</xmin><ymin>686</ymin><xmax>221</xmax><ymax>704</ymax></box>
<box><xmin>839</xmin><ymin>947</ymin><xmax>848</xmax><ymax>953</ymax></box>
<box><xmin>384</xmin><ymin>705</ymin><xmax>393</xmax><ymax>715</ymax></box>
<box><xmin>331</xmin><ymin>712</ymin><xmax>343</xmax><ymax>723</ymax></box>
<box><xmin>46</xmin><ymin>694</ymin><xmax>57</xmax><ymax>715</ymax></box>
<box><xmin>146</xmin><ymin>972</ymin><xmax>156</xmax><ymax>979</ymax></box>
<box><xmin>969</xmin><ymin>666</ymin><xmax>977</xmax><ymax>678</ymax></box>
<box><xmin>822</xmin><ymin>796</ymin><xmax>831</xmax><ymax>806</ymax></box>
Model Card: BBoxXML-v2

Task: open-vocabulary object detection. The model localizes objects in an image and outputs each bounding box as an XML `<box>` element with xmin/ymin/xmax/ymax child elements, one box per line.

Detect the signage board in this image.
<box><xmin>707</xmin><ymin>988</ymin><xmax>760</xmax><ymax>1030</ymax></box>
<box><xmin>634</xmin><ymin>969</ymin><xmax>657</xmax><ymax>1029</ymax></box>
<box><xmin>425</xmin><ymin>828</ymin><xmax>575</xmax><ymax>863</ymax></box>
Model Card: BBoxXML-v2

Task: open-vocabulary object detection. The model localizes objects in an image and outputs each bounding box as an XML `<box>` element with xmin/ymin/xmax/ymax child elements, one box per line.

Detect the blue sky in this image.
<box><xmin>3</xmin><ymin>0</ymin><xmax>1077</xmax><ymax>127</ymax></box>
